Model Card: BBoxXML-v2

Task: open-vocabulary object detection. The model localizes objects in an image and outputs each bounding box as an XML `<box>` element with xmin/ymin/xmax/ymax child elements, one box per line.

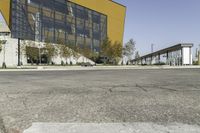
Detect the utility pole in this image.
<box><xmin>198</xmin><ymin>44</ymin><xmax>200</xmax><ymax>65</ymax></box>
<box><xmin>151</xmin><ymin>44</ymin><xmax>155</xmax><ymax>53</ymax></box>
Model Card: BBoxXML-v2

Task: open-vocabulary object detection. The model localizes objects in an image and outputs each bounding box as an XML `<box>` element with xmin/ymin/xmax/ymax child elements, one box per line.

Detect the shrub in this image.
<box><xmin>70</xmin><ymin>61</ymin><xmax>73</xmax><ymax>66</ymax></box>
<box><xmin>61</xmin><ymin>60</ymin><xmax>64</xmax><ymax>66</ymax></box>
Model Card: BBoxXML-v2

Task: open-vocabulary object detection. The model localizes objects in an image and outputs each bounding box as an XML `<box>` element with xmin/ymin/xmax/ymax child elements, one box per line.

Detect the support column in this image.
<box><xmin>189</xmin><ymin>47</ymin><xmax>192</xmax><ymax>65</ymax></box>
<box><xmin>166</xmin><ymin>51</ymin><xmax>169</xmax><ymax>65</ymax></box>
<box><xmin>181</xmin><ymin>48</ymin><xmax>184</xmax><ymax>66</ymax></box>
<box><xmin>150</xmin><ymin>56</ymin><xmax>153</xmax><ymax>65</ymax></box>
<box><xmin>158</xmin><ymin>53</ymin><xmax>160</xmax><ymax>63</ymax></box>
<box><xmin>198</xmin><ymin>51</ymin><xmax>200</xmax><ymax>65</ymax></box>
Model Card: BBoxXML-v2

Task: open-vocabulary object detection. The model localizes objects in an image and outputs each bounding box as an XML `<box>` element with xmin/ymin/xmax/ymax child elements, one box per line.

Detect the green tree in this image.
<box><xmin>135</xmin><ymin>51</ymin><xmax>140</xmax><ymax>65</ymax></box>
<box><xmin>24</xmin><ymin>41</ymin><xmax>39</xmax><ymax>64</ymax></box>
<box><xmin>70</xmin><ymin>45</ymin><xmax>81</xmax><ymax>63</ymax></box>
<box><xmin>0</xmin><ymin>40</ymin><xmax>3</xmax><ymax>52</ymax></box>
<box><xmin>123</xmin><ymin>39</ymin><xmax>136</xmax><ymax>63</ymax></box>
<box><xmin>99</xmin><ymin>37</ymin><xmax>112</xmax><ymax>64</ymax></box>
<box><xmin>0</xmin><ymin>40</ymin><xmax>7</xmax><ymax>52</ymax></box>
<box><xmin>100</xmin><ymin>37</ymin><xmax>112</xmax><ymax>58</ymax></box>
<box><xmin>107</xmin><ymin>41</ymin><xmax>122</xmax><ymax>65</ymax></box>
<box><xmin>113</xmin><ymin>41</ymin><xmax>123</xmax><ymax>64</ymax></box>
<box><xmin>44</xmin><ymin>42</ymin><xmax>58</xmax><ymax>64</ymax></box>
<box><xmin>99</xmin><ymin>38</ymin><xmax>123</xmax><ymax>65</ymax></box>
<box><xmin>59</xmin><ymin>44</ymin><xmax>72</xmax><ymax>64</ymax></box>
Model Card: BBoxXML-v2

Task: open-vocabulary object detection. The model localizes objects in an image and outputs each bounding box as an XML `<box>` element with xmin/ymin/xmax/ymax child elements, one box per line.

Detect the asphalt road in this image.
<box><xmin>0</xmin><ymin>69</ymin><xmax>200</xmax><ymax>133</ymax></box>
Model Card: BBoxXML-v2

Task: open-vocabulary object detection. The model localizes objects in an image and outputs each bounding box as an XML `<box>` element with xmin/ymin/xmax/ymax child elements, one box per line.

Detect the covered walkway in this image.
<box><xmin>132</xmin><ymin>43</ymin><xmax>193</xmax><ymax>66</ymax></box>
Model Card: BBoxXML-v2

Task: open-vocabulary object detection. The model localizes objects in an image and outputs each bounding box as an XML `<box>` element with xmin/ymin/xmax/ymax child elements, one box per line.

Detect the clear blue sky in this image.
<box><xmin>114</xmin><ymin>0</ymin><xmax>200</xmax><ymax>55</ymax></box>
<box><xmin>1</xmin><ymin>1</ymin><xmax>200</xmax><ymax>56</ymax></box>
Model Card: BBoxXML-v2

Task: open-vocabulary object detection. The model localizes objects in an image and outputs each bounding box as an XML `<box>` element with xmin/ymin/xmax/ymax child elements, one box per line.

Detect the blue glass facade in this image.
<box><xmin>11</xmin><ymin>0</ymin><xmax>107</xmax><ymax>52</ymax></box>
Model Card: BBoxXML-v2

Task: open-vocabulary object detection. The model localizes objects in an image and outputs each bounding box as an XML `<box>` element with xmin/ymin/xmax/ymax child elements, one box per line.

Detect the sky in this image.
<box><xmin>1</xmin><ymin>1</ymin><xmax>200</xmax><ymax>56</ymax></box>
<box><xmin>114</xmin><ymin>0</ymin><xmax>200</xmax><ymax>56</ymax></box>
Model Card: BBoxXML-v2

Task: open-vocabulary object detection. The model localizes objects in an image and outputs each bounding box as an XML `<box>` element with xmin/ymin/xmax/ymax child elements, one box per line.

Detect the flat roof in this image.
<box><xmin>133</xmin><ymin>43</ymin><xmax>193</xmax><ymax>61</ymax></box>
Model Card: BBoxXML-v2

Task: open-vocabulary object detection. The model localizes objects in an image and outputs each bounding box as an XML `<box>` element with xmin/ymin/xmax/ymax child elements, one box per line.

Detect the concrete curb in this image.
<box><xmin>0</xmin><ymin>66</ymin><xmax>200</xmax><ymax>72</ymax></box>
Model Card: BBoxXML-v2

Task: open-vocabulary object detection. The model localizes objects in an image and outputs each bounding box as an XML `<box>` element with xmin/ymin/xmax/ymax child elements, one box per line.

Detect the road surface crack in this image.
<box><xmin>136</xmin><ymin>84</ymin><xmax>148</xmax><ymax>92</ymax></box>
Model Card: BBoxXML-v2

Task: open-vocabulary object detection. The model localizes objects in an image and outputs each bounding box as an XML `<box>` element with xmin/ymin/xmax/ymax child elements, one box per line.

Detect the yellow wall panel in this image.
<box><xmin>0</xmin><ymin>0</ymin><xmax>11</xmax><ymax>26</ymax></box>
<box><xmin>70</xmin><ymin>0</ymin><xmax>126</xmax><ymax>44</ymax></box>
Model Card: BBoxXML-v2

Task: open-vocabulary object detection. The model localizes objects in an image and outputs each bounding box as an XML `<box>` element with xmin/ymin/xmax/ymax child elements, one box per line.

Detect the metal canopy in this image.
<box><xmin>133</xmin><ymin>43</ymin><xmax>193</xmax><ymax>61</ymax></box>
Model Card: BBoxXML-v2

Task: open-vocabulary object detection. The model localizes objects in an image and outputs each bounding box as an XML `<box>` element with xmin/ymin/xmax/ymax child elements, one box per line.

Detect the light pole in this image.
<box><xmin>198</xmin><ymin>44</ymin><xmax>200</xmax><ymax>65</ymax></box>
<box><xmin>151</xmin><ymin>44</ymin><xmax>155</xmax><ymax>53</ymax></box>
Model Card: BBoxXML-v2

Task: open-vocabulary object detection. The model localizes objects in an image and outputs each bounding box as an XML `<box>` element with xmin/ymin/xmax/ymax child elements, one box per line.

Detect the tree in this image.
<box><xmin>59</xmin><ymin>44</ymin><xmax>72</xmax><ymax>64</ymax></box>
<box><xmin>70</xmin><ymin>45</ymin><xmax>81</xmax><ymax>63</ymax></box>
<box><xmin>99</xmin><ymin>37</ymin><xmax>124</xmax><ymax>64</ymax></box>
<box><xmin>123</xmin><ymin>39</ymin><xmax>136</xmax><ymax>63</ymax></box>
<box><xmin>44</xmin><ymin>42</ymin><xmax>58</xmax><ymax>64</ymax></box>
<box><xmin>0</xmin><ymin>40</ymin><xmax>3</xmax><ymax>52</ymax></box>
<box><xmin>24</xmin><ymin>41</ymin><xmax>39</xmax><ymax>65</ymax></box>
<box><xmin>100</xmin><ymin>37</ymin><xmax>112</xmax><ymax>58</ymax></box>
<box><xmin>19</xmin><ymin>40</ymin><xmax>28</xmax><ymax>65</ymax></box>
<box><xmin>135</xmin><ymin>51</ymin><xmax>140</xmax><ymax>65</ymax></box>
<box><xmin>108</xmin><ymin>41</ymin><xmax>122</xmax><ymax>64</ymax></box>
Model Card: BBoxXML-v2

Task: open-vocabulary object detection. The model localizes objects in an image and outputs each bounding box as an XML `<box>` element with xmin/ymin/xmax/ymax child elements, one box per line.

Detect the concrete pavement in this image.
<box><xmin>24</xmin><ymin>123</ymin><xmax>200</xmax><ymax>133</ymax></box>
<box><xmin>0</xmin><ymin>69</ymin><xmax>200</xmax><ymax>133</ymax></box>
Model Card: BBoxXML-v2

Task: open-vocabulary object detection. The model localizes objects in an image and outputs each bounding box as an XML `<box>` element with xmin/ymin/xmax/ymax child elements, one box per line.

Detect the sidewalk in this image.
<box><xmin>24</xmin><ymin>123</ymin><xmax>200</xmax><ymax>133</ymax></box>
<box><xmin>0</xmin><ymin>65</ymin><xmax>200</xmax><ymax>72</ymax></box>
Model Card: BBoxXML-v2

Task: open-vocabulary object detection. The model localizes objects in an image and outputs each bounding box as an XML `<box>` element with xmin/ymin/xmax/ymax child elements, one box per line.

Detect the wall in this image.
<box><xmin>70</xmin><ymin>0</ymin><xmax>126</xmax><ymax>44</ymax></box>
<box><xmin>0</xmin><ymin>35</ymin><xmax>95</xmax><ymax>67</ymax></box>
<box><xmin>182</xmin><ymin>47</ymin><xmax>192</xmax><ymax>65</ymax></box>
<box><xmin>0</xmin><ymin>35</ymin><xmax>20</xmax><ymax>67</ymax></box>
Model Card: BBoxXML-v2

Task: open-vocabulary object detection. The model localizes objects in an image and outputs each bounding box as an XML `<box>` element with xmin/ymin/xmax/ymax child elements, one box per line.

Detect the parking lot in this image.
<box><xmin>0</xmin><ymin>69</ymin><xmax>200</xmax><ymax>132</ymax></box>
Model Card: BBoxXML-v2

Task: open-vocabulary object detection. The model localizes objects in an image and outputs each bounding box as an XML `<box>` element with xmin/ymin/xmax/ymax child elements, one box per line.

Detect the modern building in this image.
<box><xmin>0</xmin><ymin>0</ymin><xmax>126</xmax><ymax>66</ymax></box>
